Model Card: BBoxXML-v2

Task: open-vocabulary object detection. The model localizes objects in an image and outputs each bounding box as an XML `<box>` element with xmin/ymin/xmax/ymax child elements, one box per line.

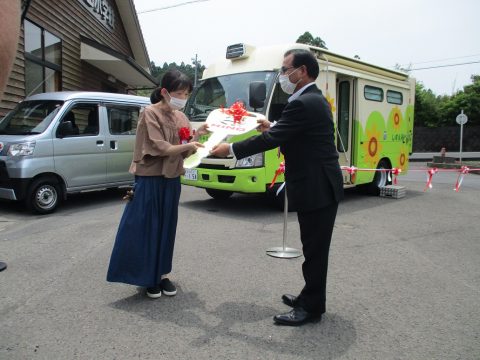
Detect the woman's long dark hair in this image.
<box><xmin>150</xmin><ymin>69</ymin><xmax>193</xmax><ymax>104</ymax></box>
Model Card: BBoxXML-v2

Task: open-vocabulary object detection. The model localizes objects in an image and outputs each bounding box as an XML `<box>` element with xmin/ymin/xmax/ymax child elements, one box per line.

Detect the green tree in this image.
<box><xmin>296</xmin><ymin>31</ymin><xmax>327</xmax><ymax>49</ymax></box>
<box><xmin>414</xmin><ymin>83</ymin><xmax>441</xmax><ymax>127</ymax></box>
<box><xmin>414</xmin><ymin>75</ymin><xmax>480</xmax><ymax>127</ymax></box>
<box><xmin>150</xmin><ymin>60</ymin><xmax>205</xmax><ymax>87</ymax></box>
<box><xmin>440</xmin><ymin>75</ymin><xmax>480</xmax><ymax>126</ymax></box>
<box><xmin>137</xmin><ymin>60</ymin><xmax>206</xmax><ymax>98</ymax></box>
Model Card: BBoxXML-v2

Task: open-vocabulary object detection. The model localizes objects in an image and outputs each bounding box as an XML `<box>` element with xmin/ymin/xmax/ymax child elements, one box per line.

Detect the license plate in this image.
<box><xmin>184</xmin><ymin>169</ymin><xmax>198</xmax><ymax>181</ymax></box>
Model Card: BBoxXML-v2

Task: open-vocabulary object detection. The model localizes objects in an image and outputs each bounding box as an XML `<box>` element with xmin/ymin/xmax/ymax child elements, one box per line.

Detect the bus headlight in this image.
<box><xmin>8</xmin><ymin>142</ymin><xmax>36</xmax><ymax>156</ymax></box>
<box><xmin>235</xmin><ymin>152</ymin><xmax>264</xmax><ymax>168</ymax></box>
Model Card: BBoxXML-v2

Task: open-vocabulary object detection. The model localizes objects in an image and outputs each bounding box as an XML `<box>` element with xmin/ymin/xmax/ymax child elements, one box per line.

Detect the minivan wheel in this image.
<box><xmin>205</xmin><ymin>188</ymin><xmax>233</xmax><ymax>200</ymax></box>
<box><xmin>27</xmin><ymin>178</ymin><xmax>62</xmax><ymax>214</ymax></box>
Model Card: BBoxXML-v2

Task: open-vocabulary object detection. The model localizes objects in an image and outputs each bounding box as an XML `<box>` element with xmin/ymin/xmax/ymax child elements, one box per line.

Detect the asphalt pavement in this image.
<box><xmin>0</xmin><ymin>162</ymin><xmax>479</xmax><ymax>360</ymax></box>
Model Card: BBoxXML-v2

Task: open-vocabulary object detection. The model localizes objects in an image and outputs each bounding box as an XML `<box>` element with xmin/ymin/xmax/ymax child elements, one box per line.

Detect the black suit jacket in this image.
<box><xmin>233</xmin><ymin>84</ymin><xmax>344</xmax><ymax>212</ymax></box>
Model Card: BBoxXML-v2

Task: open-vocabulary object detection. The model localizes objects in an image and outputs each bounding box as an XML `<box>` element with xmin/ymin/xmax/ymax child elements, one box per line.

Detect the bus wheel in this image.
<box><xmin>205</xmin><ymin>188</ymin><xmax>233</xmax><ymax>200</ymax></box>
<box><xmin>26</xmin><ymin>177</ymin><xmax>62</xmax><ymax>214</ymax></box>
<box><xmin>366</xmin><ymin>159</ymin><xmax>391</xmax><ymax>195</ymax></box>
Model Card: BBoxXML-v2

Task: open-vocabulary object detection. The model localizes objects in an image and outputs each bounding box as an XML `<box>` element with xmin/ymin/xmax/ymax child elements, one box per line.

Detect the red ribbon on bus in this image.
<box><xmin>269</xmin><ymin>161</ymin><xmax>285</xmax><ymax>188</ymax></box>
<box><xmin>345</xmin><ymin>166</ymin><xmax>357</xmax><ymax>183</ymax></box>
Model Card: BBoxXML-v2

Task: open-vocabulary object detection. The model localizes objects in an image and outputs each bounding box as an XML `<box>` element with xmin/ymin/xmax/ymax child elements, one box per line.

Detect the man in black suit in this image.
<box><xmin>211</xmin><ymin>49</ymin><xmax>344</xmax><ymax>326</ymax></box>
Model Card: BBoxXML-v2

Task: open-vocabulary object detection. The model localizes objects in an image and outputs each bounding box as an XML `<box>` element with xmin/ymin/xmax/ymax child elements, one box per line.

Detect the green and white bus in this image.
<box><xmin>182</xmin><ymin>43</ymin><xmax>415</xmax><ymax>201</ymax></box>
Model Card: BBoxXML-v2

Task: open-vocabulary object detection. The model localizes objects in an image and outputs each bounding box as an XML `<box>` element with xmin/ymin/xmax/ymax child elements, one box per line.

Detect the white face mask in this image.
<box><xmin>167</xmin><ymin>91</ymin><xmax>187</xmax><ymax>110</ymax></box>
<box><xmin>278</xmin><ymin>67</ymin><xmax>300</xmax><ymax>95</ymax></box>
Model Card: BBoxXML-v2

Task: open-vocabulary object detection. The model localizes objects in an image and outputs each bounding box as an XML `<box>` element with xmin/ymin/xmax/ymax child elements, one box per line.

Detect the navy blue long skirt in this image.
<box><xmin>106</xmin><ymin>175</ymin><xmax>181</xmax><ymax>287</ymax></box>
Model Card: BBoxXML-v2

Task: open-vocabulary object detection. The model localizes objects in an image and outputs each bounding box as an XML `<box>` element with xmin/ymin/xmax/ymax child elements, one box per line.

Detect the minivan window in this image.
<box><xmin>58</xmin><ymin>104</ymin><xmax>99</xmax><ymax>137</ymax></box>
<box><xmin>0</xmin><ymin>100</ymin><xmax>63</xmax><ymax>135</ymax></box>
<box><xmin>107</xmin><ymin>106</ymin><xmax>140</xmax><ymax>135</ymax></box>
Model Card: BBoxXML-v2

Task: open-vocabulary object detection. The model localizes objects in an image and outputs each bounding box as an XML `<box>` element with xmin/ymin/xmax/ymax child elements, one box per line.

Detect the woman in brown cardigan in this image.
<box><xmin>107</xmin><ymin>70</ymin><xmax>208</xmax><ymax>298</ymax></box>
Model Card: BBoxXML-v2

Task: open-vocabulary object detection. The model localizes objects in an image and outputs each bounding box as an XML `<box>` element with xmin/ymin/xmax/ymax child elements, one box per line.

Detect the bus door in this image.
<box><xmin>336</xmin><ymin>77</ymin><xmax>355</xmax><ymax>184</ymax></box>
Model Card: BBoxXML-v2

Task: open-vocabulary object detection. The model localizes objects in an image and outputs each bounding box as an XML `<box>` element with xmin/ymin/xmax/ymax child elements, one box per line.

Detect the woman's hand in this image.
<box><xmin>196</xmin><ymin>123</ymin><xmax>210</xmax><ymax>137</ymax></box>
<box><xmin>188</xmin><ymin>141</ymin><xmax>204</xmax><ymax>153</ymax></box>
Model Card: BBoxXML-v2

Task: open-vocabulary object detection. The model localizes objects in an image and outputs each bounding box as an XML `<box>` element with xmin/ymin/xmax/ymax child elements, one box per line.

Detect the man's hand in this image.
<box><xmin>256</xmin><ymin>119</ymin><xmax>271</xmax><ymax>132</ymax></box>
<box><xmin>210</xmin><ymin>142</ymin><xmax>231</xmax><ymax>158</ymax></box>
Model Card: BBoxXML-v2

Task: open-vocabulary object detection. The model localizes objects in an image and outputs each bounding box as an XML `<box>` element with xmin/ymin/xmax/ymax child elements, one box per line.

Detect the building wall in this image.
<box><xmin>1</xmin><ymin>32</ymin><xmax>26</xmax><ymax>115</ymax></box>
<box><xmin>413</xmin><ymin>126</ymin><xmax>480</xmax><ymax>152</ymax></box>
<box><xmin>0</xmin><ymin>0</ymin><xmax>134</xmax><ymax>116</ymax></box>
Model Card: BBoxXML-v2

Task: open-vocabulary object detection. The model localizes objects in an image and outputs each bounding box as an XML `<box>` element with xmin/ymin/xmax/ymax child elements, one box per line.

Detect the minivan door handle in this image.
<box><xmin>96</xmin><ymin>140</ymin><xmax>104</xmax><ymax>146</ymax></box>
<box><xmin>110</xmin><ymin>140</ymin><xmax>118</xmax><ymax>150</ymax></box>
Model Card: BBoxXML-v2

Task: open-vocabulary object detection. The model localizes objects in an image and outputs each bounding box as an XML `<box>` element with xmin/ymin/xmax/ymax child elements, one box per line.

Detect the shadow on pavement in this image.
<box><xmin>182</xmin><ymin>186</ymin><xmax>425</xmax><ymax>220</ymax></box>
<box><xmin>109</xmin><ymin>289</ymin><xmax>356</xmax><ymax>358</ymax></box>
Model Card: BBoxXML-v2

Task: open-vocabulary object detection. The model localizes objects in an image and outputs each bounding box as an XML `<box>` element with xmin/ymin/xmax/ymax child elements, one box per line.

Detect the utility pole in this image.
<box><xmin>192</xmin><ymin>54</ymin><xmax>198</xmax><ymax>88</ymax></box>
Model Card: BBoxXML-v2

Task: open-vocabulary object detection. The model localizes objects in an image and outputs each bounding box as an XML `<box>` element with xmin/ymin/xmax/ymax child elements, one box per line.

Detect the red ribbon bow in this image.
<box><xmin>454</xmin><ymin>166</ymin><xmax>470</xmax><ymax>192</ymax></box>
<box><xmin>179</xmin><ymin>127</ymin><xmax>191</xmax><ymax>144</ymax></box>
<box><xmin>222</xmin><ymin>101</ymin><xmax>250</xmax><ymax>124</ymax></box>
<box><xmin>391</xmin><ymin>168</ymin><xmax>402</xmax><ymax>185</ymax></box>
<box><xmin>269</xmin><ymin>161</ymin><xmax>285</xmax><ymax>189</ymax></box>
<box><xmin>424</xmin><ymin>168</ymin><xmax>438</xmax><ymax>191</ymax></box>
<box><xmin>345</xmin><ymin>166</ymin><xmax>357</xmax><ymax>183</ymax></box>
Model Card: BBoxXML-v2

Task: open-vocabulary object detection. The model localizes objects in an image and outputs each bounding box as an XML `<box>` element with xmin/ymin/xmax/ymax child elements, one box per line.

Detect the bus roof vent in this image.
<box><xmin>226</xmin><ymin>43</ymin><xmax>254</xmax><ymax>60</ymax></box>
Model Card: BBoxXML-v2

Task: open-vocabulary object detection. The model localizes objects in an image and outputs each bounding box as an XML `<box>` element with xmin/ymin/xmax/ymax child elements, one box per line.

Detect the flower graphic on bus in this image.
<box><xmin>362</xmin><ymin>124</ymin><xmax>383</xmax><ymax>168</ymax></box>
<box><xmin>398</xmin><ymin>144</ymin><xmax>409</xmax><ymax>170</ymax></box>
<box><xmin>389</xmin><ymin>106</ymin><xmax>402</xmax><ymax>132</ymax></box>
<box><xmin>325</xmin><ymin>93</ymin><xmax>336</xmax><ymax>115</ymax></box>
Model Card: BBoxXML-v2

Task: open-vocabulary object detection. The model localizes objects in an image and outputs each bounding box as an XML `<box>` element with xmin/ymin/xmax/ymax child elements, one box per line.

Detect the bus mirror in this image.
<box><xmin>249</xmin><ymin>81</ymin><xmax>266</xmax><ymax>110</ymax></box>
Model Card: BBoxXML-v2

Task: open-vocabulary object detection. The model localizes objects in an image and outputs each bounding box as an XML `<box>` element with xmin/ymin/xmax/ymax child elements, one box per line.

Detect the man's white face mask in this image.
<box><xmin>278</xmin><ymin>67</ymin><xmax>300</xmax><ymax>95</ymax></box>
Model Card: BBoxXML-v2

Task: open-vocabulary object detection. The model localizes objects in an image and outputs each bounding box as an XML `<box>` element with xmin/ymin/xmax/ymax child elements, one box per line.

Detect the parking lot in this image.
<box><xmin>1</xmin><ymin>162</ymin><xmax>479</xmax><ymax>360</ymax></box>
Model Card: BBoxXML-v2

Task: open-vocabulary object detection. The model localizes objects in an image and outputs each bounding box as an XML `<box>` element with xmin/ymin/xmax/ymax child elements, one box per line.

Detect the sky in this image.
<box><xmin>133</xmin><ymin>0</ymin><xmax>480</xmax><ymax>96</ymax></box>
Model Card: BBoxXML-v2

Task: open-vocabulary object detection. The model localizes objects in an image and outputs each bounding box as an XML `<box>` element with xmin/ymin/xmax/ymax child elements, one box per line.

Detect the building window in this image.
<box><xmin>24</xmin><ymin>20</ymin><xmax>62</xmax><ymax>96</ymax></box>
<box><xmin>364</xmin><ymin>85</ymin><xmax>383</xmax><ymax>102</ymax></box>
<box><xmin>387</xmin><ymin>90</ymin><xmax>403</xmax><ymax>105</ymax></box>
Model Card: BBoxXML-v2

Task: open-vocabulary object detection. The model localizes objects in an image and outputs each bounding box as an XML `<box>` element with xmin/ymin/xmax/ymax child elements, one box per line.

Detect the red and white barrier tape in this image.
<box><xmin>269</xmin><ymin>163</ymin><xmax>479</xmax><ymax>193</ymax></box>
<box><xmin>339</xmin><ymin>166</ymin><xmax>479</xmax><ymax>192</ymax></box>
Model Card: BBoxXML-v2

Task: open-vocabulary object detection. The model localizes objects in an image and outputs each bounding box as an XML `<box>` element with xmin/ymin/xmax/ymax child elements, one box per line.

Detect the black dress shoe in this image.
<box><xmin>273</xmin><ymin>306</ymin><xmax>322</xmax><ymax>326</ymax></box>
<box><xmin>281</xmin><ymin>294</ymin><xmax>298</xmax><ymax>308</ymax></box>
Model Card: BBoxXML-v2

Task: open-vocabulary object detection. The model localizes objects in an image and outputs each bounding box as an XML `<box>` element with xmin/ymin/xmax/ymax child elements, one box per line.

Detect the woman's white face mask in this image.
<box><xmin>167</xmin><ymin>91</ymin><xmax>187</xmax><ymax>110</ymax></box>
<box><xmin>278</xmin><ymin>67</ymin><xmax>300</xmax><ymax>95</ymax></box>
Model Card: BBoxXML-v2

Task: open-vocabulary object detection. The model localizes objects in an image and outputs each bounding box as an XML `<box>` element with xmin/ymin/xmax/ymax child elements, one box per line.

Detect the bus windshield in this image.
<box><xmin>0</xmin><ymin>100</ymin><xmax>63</xmax><ymax>135</ymax></box>
<box><xmin>185</xmin><ymin>71</ymin><xmax>277</xmax><ymax>121</ymax></box>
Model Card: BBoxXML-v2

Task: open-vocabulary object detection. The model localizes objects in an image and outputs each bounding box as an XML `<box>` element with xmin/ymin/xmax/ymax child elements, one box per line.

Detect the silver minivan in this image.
<box><xmin>0</xmin><ymin>91</ymin><xmax>150</xmax><ymax>214</ymax></box>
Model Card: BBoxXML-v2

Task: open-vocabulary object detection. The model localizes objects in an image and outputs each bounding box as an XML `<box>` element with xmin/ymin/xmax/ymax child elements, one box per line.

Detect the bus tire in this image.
<box><xmin>26</xmin><ymin>177</ymin><xmax>62</xmax><ymax>214</ymax></box>
<box><xmin>366</xmin><ymin>159</ymin><xmax>391</xmax><ymax>195</ymax></box>
<box><xmin>205</xmin><ymin>188</ymin><xmax>233</xmax><ymax>200</ymax></box>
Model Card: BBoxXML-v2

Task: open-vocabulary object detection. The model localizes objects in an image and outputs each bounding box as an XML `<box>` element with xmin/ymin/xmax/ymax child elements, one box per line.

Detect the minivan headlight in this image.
<box><xmin>8</xmin><ymin>142</ymin><xmax>36</xmax><ymax>156</ymax></box>
<box><xmin>235</xmin><ymin>152</ymin><xmax>264</xmax><ymax>168</ymax></box>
